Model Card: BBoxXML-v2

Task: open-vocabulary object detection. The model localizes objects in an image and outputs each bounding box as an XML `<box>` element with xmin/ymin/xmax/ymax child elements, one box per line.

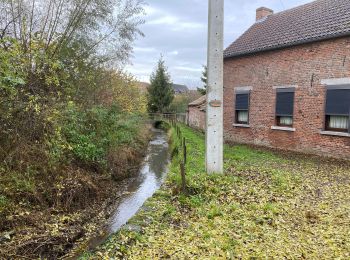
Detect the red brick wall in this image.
<box><xmin>223</xmin><ymin>37</ymin><xmax>350</xmax><ymax>159</ymax></box>
<box><xmin>188</xmin><ymin>106</ymin><xmax>205</xmax><ymax>131</ymax></box>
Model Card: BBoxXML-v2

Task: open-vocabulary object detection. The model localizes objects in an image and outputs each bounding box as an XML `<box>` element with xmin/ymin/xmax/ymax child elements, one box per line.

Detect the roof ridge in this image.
<box><xmin>224</xmin><ymin>0</ymin><xmax>350</xmax><ymax>58</ymax></box>
<box><xmin>271</xmin><ymin>0</ymin><xmax>321</xmax><ymax>17</ymax></box>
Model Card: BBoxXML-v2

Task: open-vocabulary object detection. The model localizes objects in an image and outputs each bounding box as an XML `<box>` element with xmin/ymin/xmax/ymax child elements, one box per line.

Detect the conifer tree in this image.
<box><xmin>197</xmin><ymin>65</ymin><xmax>207</xmax><ymax>95</ymax></box>
<box><xmin>147</xmin><ymin>57</ymin><xmax>174</xmax><ymax>113</ymax></box>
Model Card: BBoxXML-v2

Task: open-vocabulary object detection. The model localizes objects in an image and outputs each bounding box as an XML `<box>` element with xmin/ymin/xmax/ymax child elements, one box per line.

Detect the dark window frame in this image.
<box><xmin>276</xmin><ymin>116</ymin><xmax>293</xmax><ymax>127</ymax></box>
<box><xmin>325</xmin><ymin>115</ymin><xmax>349</xmax><ymax>133</ymax></box>
<box><xmin>235</xmin><ymin>90</ymin><xmax>250</xmax><ymax>125</ymax></box>
<box><xmin>324</xmin><ymin>86</ymin><xmax>350</xmax><ymax>133</ymax></box>
<box><xmin>235</xmin><ymin>110</ymin><xmax>249</xmax><ymax>124</ymax></box>
<box><xmin>275</xmin><ymin>88</ymin><xmax>295</xmax><ymax>127</ymax></box>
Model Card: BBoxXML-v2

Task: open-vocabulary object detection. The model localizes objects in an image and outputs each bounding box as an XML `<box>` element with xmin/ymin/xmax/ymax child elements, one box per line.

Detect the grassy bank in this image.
<box><xmin>88</xmin><ymin>125</ymin><xmax>350</xmax><ymax>259</ymax></box>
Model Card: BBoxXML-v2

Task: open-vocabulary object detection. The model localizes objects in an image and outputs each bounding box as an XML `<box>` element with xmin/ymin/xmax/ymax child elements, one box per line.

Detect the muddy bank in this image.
<box><xmin>0</xmin><ymin>124</ymin><xmax>153</xmax><ymax>259</ymax></box>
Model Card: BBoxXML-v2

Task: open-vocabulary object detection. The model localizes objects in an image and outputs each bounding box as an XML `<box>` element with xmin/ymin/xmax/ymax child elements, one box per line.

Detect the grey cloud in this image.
<box><xmin>126</xmin><ymin>0</ymin><xmax>312</xmax><ymax>88</ymax></box>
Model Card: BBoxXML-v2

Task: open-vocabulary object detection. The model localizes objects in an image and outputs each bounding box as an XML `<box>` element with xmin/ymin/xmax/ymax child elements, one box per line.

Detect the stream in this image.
<box><xmin>83</xmin><ymin>127</ymin><xmax>169</xmax><ymax>254</ymax></box>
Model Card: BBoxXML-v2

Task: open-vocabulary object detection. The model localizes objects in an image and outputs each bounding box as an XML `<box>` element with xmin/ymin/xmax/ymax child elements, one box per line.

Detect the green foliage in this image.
<box><xmin>0</xmin><ymin>1</ymin><xmax>148</xmax><ymax>257</ymax></box>
<box><xmin>147</xmin><ymin>57</ymin><xmax>174</xmax><ymax>113</ymax></box>
<box><xmin>0</xmin><ymin>36</ymin><xmax>147</xmax><ymax>170</ymax></box>
<box><xmin>9</xmin><ymin>171</ymin><xmax>36</xmax><ymax>194</ymax></box>
<box><xmin>168</xmin><ymin>91</ymin><xmax>202</xmax><ymax>113</ymax></box>
<box><xmin>48</xmin><ymin>102</ymin><xmax>143</xmax><ymax>170</ymax></box>
<box><xmin>0</xmin><ymin>195</ymin><xmax>9</xmax><ymax>213</ymax></box>
<box><xmin>197</xmin><ymin>65</ymin><xmax>207</xmax><ymax>95</ymax></box>
<box><xmin>0</xmin><ymin>38</ymin><xmax>68</xmax><ymax>149</ymax></box>
<box><xmin>0</xmin><ymin>39</ymin><xmax>25</xmax><ymax>80</ymax></box>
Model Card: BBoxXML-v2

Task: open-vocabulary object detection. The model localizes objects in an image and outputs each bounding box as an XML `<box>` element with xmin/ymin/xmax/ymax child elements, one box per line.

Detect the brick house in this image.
<box><xmin>223</xmin><ymin>0</ymin><xmax>350</xmax><ymax>159</ymax></box>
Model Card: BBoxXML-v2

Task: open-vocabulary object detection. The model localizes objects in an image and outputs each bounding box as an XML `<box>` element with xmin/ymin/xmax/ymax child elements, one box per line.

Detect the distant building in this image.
<box><xmin>172</xmin><ymin>84</ymin><xmax>189</xmax><ymax>94</ymax></box>
<box><xmin>137</xmin><ymin>82</ymin><xmax>189</xmax><ymax>95</ymax></box>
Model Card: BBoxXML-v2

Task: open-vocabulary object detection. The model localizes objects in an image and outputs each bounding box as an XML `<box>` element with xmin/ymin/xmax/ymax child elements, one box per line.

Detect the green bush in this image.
<box><xmin>49</xmin><ymin>102</ymin><xmax>144</xmax><ymax>171</ymax></box>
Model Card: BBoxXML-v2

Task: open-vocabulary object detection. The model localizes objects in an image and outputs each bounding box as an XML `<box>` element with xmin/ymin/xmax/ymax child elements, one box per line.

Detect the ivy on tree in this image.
<box><xmin>147</xmin><ymin>57</ymin><xmax>174</xmax><ymax>113</ymax></box>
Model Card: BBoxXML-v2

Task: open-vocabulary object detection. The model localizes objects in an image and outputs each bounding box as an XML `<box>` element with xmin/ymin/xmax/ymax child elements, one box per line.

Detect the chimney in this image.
<box><xmin>256</xmin><ymin>7</ymin><xmax>274</xmax><ymax>21</ymax></box>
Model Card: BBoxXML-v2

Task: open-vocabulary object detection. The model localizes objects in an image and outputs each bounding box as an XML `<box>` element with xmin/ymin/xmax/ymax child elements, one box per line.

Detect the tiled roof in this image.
<box><xmin>172</xmin><ymin>84</ymin><xmax>189</xmax><ymax>93</ymax></box>
<box><xmin>224</xmin><ymin>0</ymin><xmax>350</xmax><ymax>58</ymax></box>
<box><xmin>188</xmin><ymin>95</ymin><xmax>206</xmax><ymax>107</ymax></box>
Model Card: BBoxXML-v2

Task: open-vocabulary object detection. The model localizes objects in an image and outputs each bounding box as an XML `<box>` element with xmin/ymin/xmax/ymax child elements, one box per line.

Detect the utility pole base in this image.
<box><xmin>205</xmin><ymin>0</ymin><xmax>224</xmax><ymax>174</ymax></box>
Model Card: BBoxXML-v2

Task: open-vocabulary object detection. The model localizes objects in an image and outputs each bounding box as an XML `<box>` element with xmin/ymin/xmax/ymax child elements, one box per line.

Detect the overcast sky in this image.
<box><xmin>125</xmin><ymin>0</ymin><xmax>312</xmax><ymax>89</ymax></box>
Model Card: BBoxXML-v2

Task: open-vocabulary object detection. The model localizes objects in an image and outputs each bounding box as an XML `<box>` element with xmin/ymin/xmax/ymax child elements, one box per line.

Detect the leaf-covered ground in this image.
<box><xmin>83</xmin><ymin>126</ymin><xmax>350</xmax><ymax>259</ymax></box>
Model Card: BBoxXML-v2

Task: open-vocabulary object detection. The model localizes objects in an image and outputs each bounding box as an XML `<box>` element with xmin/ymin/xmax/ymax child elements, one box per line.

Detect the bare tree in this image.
<box><xmin>0</xmin><ymin>0</ymin><xmax>145</xmax><ymax>66</ymax></box>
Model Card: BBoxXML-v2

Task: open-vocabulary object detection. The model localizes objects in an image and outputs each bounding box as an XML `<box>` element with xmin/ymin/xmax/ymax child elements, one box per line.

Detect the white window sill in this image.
<box><xmin>271</xmin><ymin>126</ymin><xmax>296</xmax><ymax>132</ymax></box>
<box><xmin>233</xmin><ymin>123</ymin><xmax>250</xmax><ymax>128</ymax></box>
<box><xmin>320</xmin><ymin>131</ymin><xmax>350</xmax><ymax>138</ymax></box>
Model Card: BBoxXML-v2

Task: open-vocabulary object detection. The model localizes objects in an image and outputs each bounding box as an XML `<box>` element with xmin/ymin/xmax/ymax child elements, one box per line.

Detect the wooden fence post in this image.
<box><xmin>183</xmin><ymin>137</ymin><xmax>187</xmax><ymax>165</ymax></box>
<box><xmin>180</xmin><ymin>162</ymin><xmax>187</xmax><ymax>194</ymax></box>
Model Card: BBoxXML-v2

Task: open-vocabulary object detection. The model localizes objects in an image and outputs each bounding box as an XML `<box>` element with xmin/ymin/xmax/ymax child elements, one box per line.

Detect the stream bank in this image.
<box><xmin>70</xmin><ymin>126</ymin><xmax>170</xmax><ymax>258</ymax></box>
<box><xmin>0</xmin><ymin>123</ymin><xmax>154</xmax><ymax>259</ymax></box>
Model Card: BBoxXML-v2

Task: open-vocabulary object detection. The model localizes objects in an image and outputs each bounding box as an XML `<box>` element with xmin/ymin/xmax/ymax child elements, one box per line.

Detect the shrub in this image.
<box><xmin>49</xmin><ymin>102</ymin><xmax>144</xmax><ymax>172</ymax></box>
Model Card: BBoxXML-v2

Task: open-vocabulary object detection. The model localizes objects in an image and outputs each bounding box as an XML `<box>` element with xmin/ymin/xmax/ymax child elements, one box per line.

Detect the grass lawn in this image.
<box><xmin>84</xmin><ymin>125</ymin><xmax>350</xmax><ymax>259</ymax></box>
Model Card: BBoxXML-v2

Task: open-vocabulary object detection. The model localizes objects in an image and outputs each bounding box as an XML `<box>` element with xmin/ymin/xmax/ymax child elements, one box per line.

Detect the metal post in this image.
<box><xmin>206</xmin><ymin>0</ymin><xmax>224</xmax><ymax>174</ymax></box>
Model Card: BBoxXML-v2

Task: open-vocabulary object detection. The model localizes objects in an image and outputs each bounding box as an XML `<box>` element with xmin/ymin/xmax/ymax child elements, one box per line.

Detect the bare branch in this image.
<box><xmin>0</xmin><ymin>14</ymin><xmax>19</xmax><ymax>40</ymax></box>
<box><xmin>10</xmin><ymin>0</ymin><xmax>18</xmax><ymax>39</ymax></box>
<box><xmin>46</xmin><ymin>0</ymin><xmax>65</xmax><ymax>47</ymax></box>
<box><xmin>40</xmin><ymin>0</ymin><xmax>53</xmax><ymax>41</ymax></box>
<box><xmin>52</xmin><ymin>0</ymin><xmax>93</xmax><ymax>56</ymax></box>
<box><xmin>28</xmin><ymin>0</ymin><xmax>35</xmax><ymax>50</ymax></box>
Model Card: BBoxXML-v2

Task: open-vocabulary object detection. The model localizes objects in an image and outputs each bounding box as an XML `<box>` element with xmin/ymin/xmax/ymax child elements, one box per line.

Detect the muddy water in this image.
<box><xmin>109</xmin><ymin>128</ymin><xmax>169</xmax><ymax>231</ymax></box>
<box><xmin>85</xmin><ymin>128</ymin><xmax>169</xmax><ymax>252</ymax></box>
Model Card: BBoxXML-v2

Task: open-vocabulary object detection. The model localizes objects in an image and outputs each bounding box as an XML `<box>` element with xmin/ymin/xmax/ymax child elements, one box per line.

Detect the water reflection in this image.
<box><xmin>109</xmin><ymin>128</ymin><xmax>169</xmax><ymax>231</ymax></box>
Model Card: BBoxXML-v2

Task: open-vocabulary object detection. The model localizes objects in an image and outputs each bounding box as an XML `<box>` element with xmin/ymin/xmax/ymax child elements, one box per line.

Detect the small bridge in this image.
<box><xmin>148</xmin><ymin>113</ymin><xmax>187</xmax><ymax>126</ymax></box>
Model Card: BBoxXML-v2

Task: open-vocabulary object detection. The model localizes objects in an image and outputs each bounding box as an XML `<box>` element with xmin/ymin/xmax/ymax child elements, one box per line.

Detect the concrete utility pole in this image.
<box><xmin>206</xmin><ymin>0</ymin><xmax>224</xmax><ymax>174</ymax></box>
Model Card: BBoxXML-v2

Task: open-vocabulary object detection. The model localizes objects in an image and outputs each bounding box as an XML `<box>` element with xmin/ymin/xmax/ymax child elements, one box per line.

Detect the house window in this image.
<box><xmin>235</xmin><ymin>91</ymin><xmax>250</xmax><ymax>124</ymax></box>
<box><xmin>275</xmin><ymin>88</ymin><xmax>295</xmax><ymax>127</ymax></box>
<box><xmin>325</xmin><ymin>87</ymin><xmax>350</xmax><ymax>133</ymax></box>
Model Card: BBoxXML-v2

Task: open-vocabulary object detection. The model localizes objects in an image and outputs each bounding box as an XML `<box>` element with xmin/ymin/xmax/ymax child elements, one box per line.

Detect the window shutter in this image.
<box><xmin>325</xmin><ymin>89</ymin><xmax>350</xmax><ymax>116</ymax></box>
<box><xmin>276</xmin><ymin>88</ymin><xmax>295</xmax><ymax>116</ymax></box>
<box><xmin>235</xmin><ymin>93</ymin><xmax>249</xmax><ymax>110</ymax></box>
